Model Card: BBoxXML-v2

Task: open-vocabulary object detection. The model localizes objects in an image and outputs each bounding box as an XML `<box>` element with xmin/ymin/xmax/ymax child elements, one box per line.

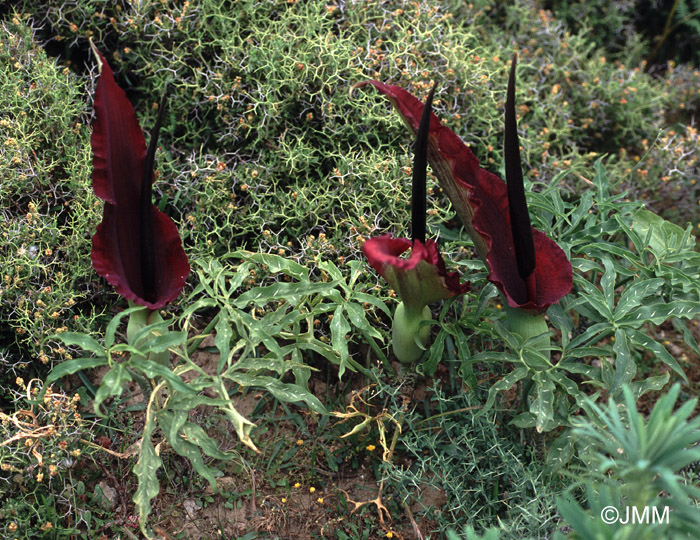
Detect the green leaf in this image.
<box><xmin>344</xmin><ymin>301</ymin><xmax>383</xmax><ymax>341</ymax></box>
<box><xmin>94</xmin><ymin>364</ymin><xmax>133</xmax><ymax>417</ymax></box>
<box><xmin>158</xmin><ymin>410</ymin><xmax>221</xmax><ymax>491</ymax></box>
<box><xmin>317</xmin><ymin>259</ymin><xmax>344</xmax><ymax>281</ymax></box>
<box><xmin>234</xmin><ymin>281</ymin><xmax>336</xmax><ymax>308</ymax></box>
<box><xmin>351</xmin><ymin>291</ymin><xmax>392</xmax><ymax>317</ymax></box>
<box><xmin>593</xmin><ymin>156</ymin><xmax>610</xmax><ymax>198</ymax></box>
<box><xmin>291</xmin><ymin>347</ymin><xmax>311</xmax><ymax>389</ymax></box>
<box><xmin>511</xmin><ymin>411</ymin><xmax>537</xmax><ymax>428</ymax></box>
<box><xmin>548</xmin><ymin>370</ymin><xmax>584</xmax><ymax>401</ymax></box>
<box><xmin>130</xmin><ymin>360</ymin><xmax>196</xmax><ymax>395</ymax></box>
<box><xmin>229</xmin><ymin>373</ymin><xmax>326</xmax><ymax>414</ymax></box>
<box><xmin>215</xmin><ymin>315</ymin><xmax>234</xmax><ymax>374</ymax></box>
<box><xmin>330</xmin><ymin>305</ymin><xmax>351</xmax><ymax>379</ymax></box>
<box><xmin>180</xmin><ymin>422</ymin><xmax>231</xmax><ymax>460</ymax></box>
<box><xmin>610</xmin><ymin>328</ymin><xmax>635</xmax><ymax>399</ymax></box>
<box><xmin>674</xmin><ymin>318</ymin><xmax>700</xmax><ymax>357</ymax></box>
<box><xmin>493</xmin><ymin>320</ymin><xmax>521</xmax><ymax>351</ymax></box>
<box><xmin>236</xmin><ymin>250</ymin><xmax>308</xmax><ymax>280</ymax></box>
<box><xmin>55</xmin><ymin>332</ymin><xmax>104</xmax><ymax>355</ymax></box>
<box><xmin>531</xmin><ymin>373</ymin><xmax>556</xmax><ymax>432</ymax></box>
<box><xmin>622</xmin><ymin>300</ymin><xmax>700</xmax><ymax>327</ymax></box>
<box><xmin>562</xmin><ymin>346</ymin><xmax>611</xmax><ymax>360</ymax></box>
<box><xmin>566</xmin><ymin>191</ymin><xmax>593</xmax><ymax>233</ymax></box>
<box><xmin>475</xmin><ymin>283</ymin><xmax>500</xmax><ymax>318</ymax></box>
<box><xmin>139</xmin><ymin>331</ymin><xmax>187</xmax><ymax>354</ymax></box>
<box><xmin>583</xmin><ymin>241</ymin><xmax>646</xmax><ymax>268</ymax></box>
<box><xmin>213</xmin><ymin>377</ymin><xmax>258</xmax><ymax>452</ymax></box>
<box><xmin>547</xmin><ymin>429</ymin><xmax>575</xmax><ymax>471</ymax></box>
<box><xmin>44</xmin><ymin>357</ymin><xmax>109</xmax><ymax>389</ymax></box>
<box><xmin>129</xmin><ymin>319</ymin><xmax>169</xmax><ymax>349</ymax></box>
<box><xmin>567</xmin><ymin>322</ymin><xmax>611</xmax><ymax>349</ymax></box>
<box><xmin>623</xmin><ymin>207</ymin><xmax>688</xmax><ymax>259</ymax></box>
<box><xmin>167</xmin><ymin>394</ymin><xmax>229</xmax><ymax>410</ymax></box>
<box><xmin>628</xmin><ymin>373</ymin><xmax>670</xmax><ymax>400</ymax></box>
<box><xmin>105</xmin><ymin>305</ymin><xmax>144</xmax><ymax>349</ymax></box>
<box><xmin>627</xmin><ymin>329</ymin><xmax>687</xmax><ymax>381</ymax></box>
<box><xmin>461</xmin><ymin>350</ymin><xmax>518</xmax><ymax>367</ymax></box>
<box><xmin>547</xmin><ymin>304</ymin><xmax>573</xmax><ymax>349</ymax></box>
<box><xmin>295</xmin><ymin>340</ymin><xmax>351</xmax><ymax>371</ymax></box>
<box><xmin>614</xmin><ymin>278</ymin><xmax>666</xmax><ymax>319</ymax></box>
<box><xmin>133</xmin><ymin>410</ymin><xmax>162</xmax><ymax>537</ymax></box>
<box><xmin>477</xmin><ymin>367</ymin><xmax>529</xmax><ymax>417</ymax></box>
<box><xmin>600</xmin><ymin>257</ymin><xmax>616</xmax><ymax>312</ymax></box>
<box><xmin>521</xmin><ymin>348</ymin><xmax>554</xmax><ymax>371</ymax></box>
<box><xmin>573</xmin><ymin>277</ymin><xmax>613</xmax><ymax>321</ymax></box>
<box><xmin>230</xmin><ymin>354</ymin><xmax>286</xmax><ymax>375</ymax></box>
<box><xmin>571</xmin><ymin>257</ymin><xmax>602</xmax><ymax>273</ymax></box>
<box><xmin>425</xmin><ymin>328</ymin><xmax>446</xmax><ymax>376</ymax></box>
<box><xmin>180</xmin><ymin>297</ymin><xmax>219</xmax><ymax>321</ymax></box>
<box><xmin>615</xmin><ymin>212</ymin><xmax>646</xmax><ymax>255</ymax></box>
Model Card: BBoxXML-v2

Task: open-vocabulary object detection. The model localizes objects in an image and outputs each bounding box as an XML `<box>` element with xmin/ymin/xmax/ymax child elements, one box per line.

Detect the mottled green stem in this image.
<box><xmin>504</xmin><ymin>306</ymin><xmax>550</xmax><ymax>358</ymax></box>
<box><xmin>392</xmin><ymin>302</ymin><xmax>432</xmax><ymax>364</ymax></box>
<box><xmin>126</xmin><ymin>300</ymin><xmax>169</xmax><ymax>366</ymax></box>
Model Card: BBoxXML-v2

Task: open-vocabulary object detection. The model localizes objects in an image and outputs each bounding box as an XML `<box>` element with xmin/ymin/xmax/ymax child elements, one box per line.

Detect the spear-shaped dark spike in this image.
<box><xmin>412</xmin><ymin>82</ymin><xmax>437</xmax><ymax>244</ymax></box>
<box><xmin>505</xmin><ymin>53</ymin><xmax>536</xmax><ymax>299</ymax></box>
<box><xmin>140</xmin><ymin>89</ymin><xmax>169</xmax><ymax>303</ymax></box>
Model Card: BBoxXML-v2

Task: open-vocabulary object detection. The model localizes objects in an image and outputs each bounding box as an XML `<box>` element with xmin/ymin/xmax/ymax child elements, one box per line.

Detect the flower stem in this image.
<box><xmin>392</xmin><ymin>302</ymin><xmax>432</xmax><ymax>364</ymax></box>
<box><xmin>505</xmin><ymin>306</ymin><xmax>550</xmax><ymax>360</ymax></box>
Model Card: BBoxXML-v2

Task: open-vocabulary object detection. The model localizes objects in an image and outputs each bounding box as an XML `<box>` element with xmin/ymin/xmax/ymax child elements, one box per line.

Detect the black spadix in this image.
<box><xmin>504</xmin><ymin>53</ymin><xmax>536</xmax><ymax>281</ymax></box>
<box><xmin>411</xmin><ymin>82</ymin><xmax>437</xmax><ymax>244</ymax></box>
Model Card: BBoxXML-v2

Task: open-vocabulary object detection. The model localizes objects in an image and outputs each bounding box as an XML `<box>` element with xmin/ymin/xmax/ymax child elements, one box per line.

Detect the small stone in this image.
<box><xmin>183</xmin><ymin>498</ymin><xmax>202</xmax><ymax>515</ymax></box>
<box><xmin>93</xmin><ymin>481</ymin><xmax>118</xmax><ymax>511</ymax></box>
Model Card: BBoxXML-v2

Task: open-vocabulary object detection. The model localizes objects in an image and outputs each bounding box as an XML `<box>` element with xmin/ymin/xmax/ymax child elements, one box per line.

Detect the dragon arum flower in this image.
<box><xmin>362</xmin><ymin>84</ymin><xmax>470</xmax><ymax>364</ymax></box>
<box><xmin>356</xmin><ymin>56</ymin><xmax>572</xmax><ymax>318</ymax></box>
<box><xmin>90</xmin><ymin>45</ymin><xmax>189</xmax><ymax>310</ymax></box>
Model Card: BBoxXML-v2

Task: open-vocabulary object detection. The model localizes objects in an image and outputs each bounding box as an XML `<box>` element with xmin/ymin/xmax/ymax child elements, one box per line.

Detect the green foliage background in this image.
<box><xmin>3</xmin><ymin>0</ymin><xmax>699</xmax><ymax>372</ymax></box>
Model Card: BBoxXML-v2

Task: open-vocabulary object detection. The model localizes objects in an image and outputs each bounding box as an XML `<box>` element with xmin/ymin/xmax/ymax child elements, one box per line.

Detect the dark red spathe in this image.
<box><xmin>362</xmin><ymin>235</ymin><xmax>469</xmax><ymax>309</ymax></box>
<box><xmin>90</xmin><ymin>52</ymin><xmax>189</xmax><ymax>309</ymax></box>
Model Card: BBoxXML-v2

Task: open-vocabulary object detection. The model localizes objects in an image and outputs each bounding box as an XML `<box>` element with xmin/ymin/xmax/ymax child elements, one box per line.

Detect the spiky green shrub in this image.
<box><xmin>384</xmin><ymin>386</ymin><xmax>561</xmax><ymax>539</ymax></box>
<box><xmin>0</xmin><ymin>16</ymin><xmax>99</xmax><ymax>384</ymax></box>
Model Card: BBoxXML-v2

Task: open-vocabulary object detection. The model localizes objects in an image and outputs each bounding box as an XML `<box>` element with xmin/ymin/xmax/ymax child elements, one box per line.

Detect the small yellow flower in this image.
<box><xmin>309</xmin><ymin>486</ymin><xmax>316</xmax><ymax>493</ymax></box>
<box><xmin>281</xmin><ymin>497</ymin><xmax>287</xmax><ymax>503</ymax></box>
<box><xmin>366</xmin><ymin>444</ymin><xmax>376</xmax><ymax>452</ymax></box>
<box><xmin>293</xmin><ymin>482</ymin><xmax>301</xmax><ymax>489</ymax></box>
<box><xmin>317</xmin><ymin>497</ymin><xmax>324</xmax><ymax>504</ymax></box>
<box><xmin>386</xmin><ymin>533</ymin><xmax>394</xmax><ymax>538</ymax></box>
<box><xmin>296</xmin><ymin>439</ymin><xmax>303</xmax><ymax>446</ymax></box>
